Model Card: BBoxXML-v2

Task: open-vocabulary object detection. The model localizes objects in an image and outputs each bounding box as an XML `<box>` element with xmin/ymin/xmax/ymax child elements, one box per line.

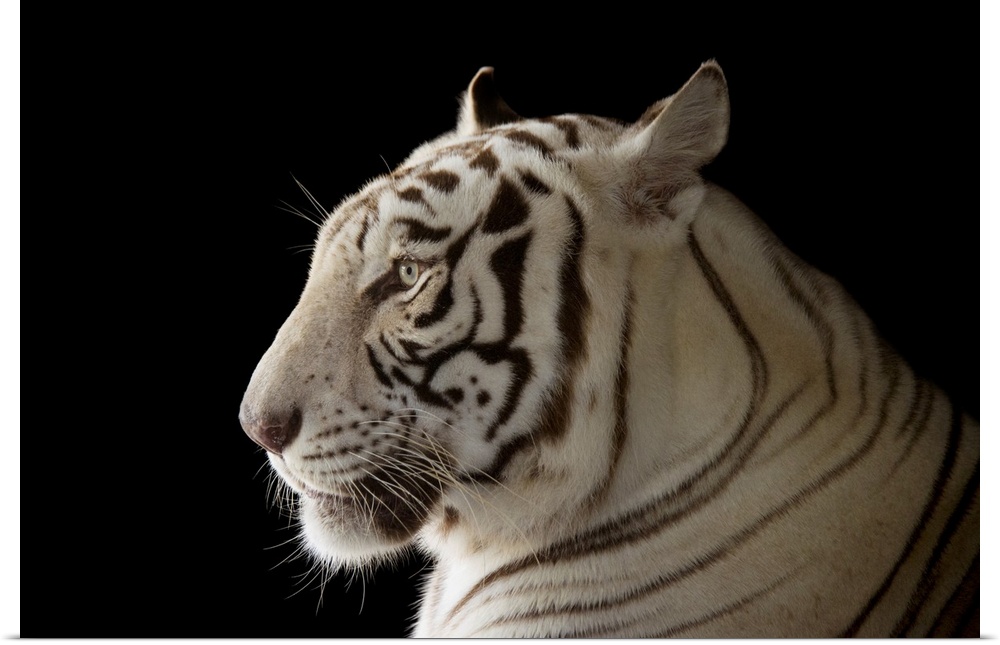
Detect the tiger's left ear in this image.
<box><xmin>457</xmin><ymin>67</ymin><xmax>522</xmax><ymax>135</ymax></box>
<box><xmin>597</xmin><ymin>61</ymin><xmax>730</xmax><ymax>237</ymax></box>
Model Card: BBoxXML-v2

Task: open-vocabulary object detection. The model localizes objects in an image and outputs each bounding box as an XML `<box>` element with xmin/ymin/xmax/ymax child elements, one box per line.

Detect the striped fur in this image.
<box><xmin>239</xmin><ymin>63</ymin><xmax>979</xmax><ymax>637</ymax></box>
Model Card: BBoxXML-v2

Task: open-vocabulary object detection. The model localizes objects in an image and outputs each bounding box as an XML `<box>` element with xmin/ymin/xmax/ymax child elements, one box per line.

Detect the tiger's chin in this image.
<box><xmin>298</xmin><ymin>473</ymin><xmax>443</xmax><ymax>566</ymax></box>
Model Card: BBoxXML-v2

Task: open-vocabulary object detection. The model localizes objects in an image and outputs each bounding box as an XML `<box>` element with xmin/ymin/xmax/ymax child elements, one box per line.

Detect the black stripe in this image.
<box><xmin>469</xmin><ymin>147</ymin><xmax>500</xmax><ymax>176</ymax></box>
<box><xmin>323</xmin><ymin>192</ymin><xmax>376</xmax><ymax>247</ymax></box>
<box><xmin>518</xmin><ymin>169</ymin><xmax>553</xmax><ymax>195</ymax></box>
<box><xmin>397</xmin><ymin>186</ymin><xmax>424</xmax><ymax>203</ymax></box>
<box><xmin>503</xmin><ymin>129</ymin><xmax>554</xmax><ymax>157</ymax></box>
<box><xmin>413</xmin><ymin>228</ymin><xmax>473</xmax><ymax>329</ymax></box>
<box><xmin>360</xmin><ymin>269</ymin><xmax>399</xmax><ymax>304</ymax></box>
<box><xmin>398</xmin><ymin>338</ymin><xmax>427</xmax><ymax>362</ymax></box>
<box><xmin>472</xmin><ymin>361</ymin><xmax>899</xmax><ymax>629</ymax></box>
<box><xmin>891</xmin><ymin>462</ymin><xmax>979</xmax><ymax>636</ymax></box>
<box><xmin>419</xmin><ymin>169</ymin><xmax>460</xmax><ymax>193</ymax></box>
<box><xmin>840</xmin><ymin>399</ymin><xmax>965</xmax><ymax>636</ymax></box>
<box><xmin>476</xmin><ymin>432</ymin><xmax>532</xmax><ymax>482</ymax></box>
<box><xmin>652</xmin><ymin>575</ymin><xmax>790</xmax><ymax>638</ymax></box>
<box><xmin>365</xmin><ymin>344</ymin><xmax>393</xmax><ymax>388</ymax></box>
<box><xmin>897</xmin><ymin>377</ymin><xmax>930</xmax><ymax>438</ymax></box>
<box><xmin>490</xmin><ymin>233</ymin><xmax>531</xmax><ymax>341</ymax></box>
<box><xmin>390</xmin><ymin>365</ymin><xmax>452</xmax><ymax>410</ymax></box>
<box><xmin>889</xmin><ymin>381</ymin><xmax>936</xmax><ymax>475</ymax></box>
<box><xmin>593</xmin><ymin>286</ymin><xmax>631</xmax><ymax>499</ymax></box>
<box><xmin>355</xmin><ymin>212</ymin><xmax>372</xmax><ymax>250</ymax></box>
<box><xmin>397</xmin><ymin>217</ymin><xmax>451</xmax><ymax>243</ymax></box>
<box><xmin>540</xmin><ymin>116</ymin><xmax>581</xmax><ymax>148</ymax></box>
<box><xmin>531</xmin><ymin>198</ymin><xmax>590</xmax><ymax>444</ymax></box>
<box><xmin>771</xmin><ymin>259</ymin><xmax>838</xmax><ymax>448</ymax></box>
<box><xmin>446</xmin><ymin>232</ymin><xmax>773</xmax><ymax>623</ymax></box>
<box><xmin>482</xmin><ymin>177</ymin><xmax>530</xmax><ymax>234</ymax></box>
<box><xmin>927</xmin><ymin>557</ymin><xmax>979</xmax><ymax>637</ymax></box>
<box><xmin>454</xmin><ymin>312</ymin><xmax>901</xmax><ymax>628</ymax></box>
<box><xmin>379</xmin><ymin>332</ymin><xmax>408</xmax><ymax>364</ymax></box>
<box><xmin>481</xmin><ymin>346</ymin><xmax>533</xmax><ymax>443</ymax></box>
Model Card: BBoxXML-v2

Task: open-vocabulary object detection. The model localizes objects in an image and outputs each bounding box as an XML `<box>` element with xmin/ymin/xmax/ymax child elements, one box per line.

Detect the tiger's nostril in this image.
<box><xmin>241</xmin><ymin>406</ymin><xmax>303</xmax><ymax>455</ymax></box>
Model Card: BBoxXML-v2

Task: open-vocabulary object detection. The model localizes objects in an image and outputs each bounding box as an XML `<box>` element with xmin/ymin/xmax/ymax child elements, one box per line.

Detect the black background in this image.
<box><xmin>28</xmin><ymin>10</ymin><xmax>977</xmax><ymax>638</ymax></box>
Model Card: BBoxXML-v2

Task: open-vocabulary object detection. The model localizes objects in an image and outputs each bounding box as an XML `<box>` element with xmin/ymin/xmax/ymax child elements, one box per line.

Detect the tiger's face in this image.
<box><xmin>240</xmin><ymin>127</ymin><xmax>589</xmax><ymax>566</ymax></box>
<box><xmin>240</xmin><ymin>65</ymin><xmax>726</xmax><ymax>569</ymax></box>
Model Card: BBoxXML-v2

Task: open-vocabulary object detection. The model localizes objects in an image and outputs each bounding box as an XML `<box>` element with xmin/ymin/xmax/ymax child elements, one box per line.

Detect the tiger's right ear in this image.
<box><xmin>457</xmin><ymin>67</ymin><xmax>522</xmax><ymax>135</ymax></box>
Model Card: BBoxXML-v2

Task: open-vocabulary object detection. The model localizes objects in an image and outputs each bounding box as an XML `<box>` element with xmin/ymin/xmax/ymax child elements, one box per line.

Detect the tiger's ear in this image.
<box><xmin>457</xmin><ymin>67</ymin><xmax>522</xmax><ymax>136</ymax></box>
<box><xmin>599</xmin><ymin>61</ymin><xmax>730</xmax><ymax>239</ymax></box>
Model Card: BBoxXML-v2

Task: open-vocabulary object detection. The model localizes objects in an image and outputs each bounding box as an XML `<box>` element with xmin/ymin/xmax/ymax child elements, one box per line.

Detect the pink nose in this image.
<box><xmin>239</xmin><ymin>406</ymin><xmax>302</xmax><ymax>455</ymax></box>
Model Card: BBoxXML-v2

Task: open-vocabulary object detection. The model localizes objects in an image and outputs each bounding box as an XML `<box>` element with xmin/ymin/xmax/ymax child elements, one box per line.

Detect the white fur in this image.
<box><xmin>240</xmin><ymin>62</ymin><xmax>979</xmax><ymax>637</ymax></box>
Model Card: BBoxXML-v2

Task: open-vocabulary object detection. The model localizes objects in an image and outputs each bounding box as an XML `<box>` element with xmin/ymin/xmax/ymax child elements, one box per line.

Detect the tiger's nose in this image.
<box><xmin>239</xmin><ymin>406</ymin><xmax>303</xmax><ymax>455</ymax></box>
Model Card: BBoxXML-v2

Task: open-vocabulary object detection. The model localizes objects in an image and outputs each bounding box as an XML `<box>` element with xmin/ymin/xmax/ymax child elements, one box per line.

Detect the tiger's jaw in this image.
<box><xmin>260</xmin><ymin>424</ymin><xmax>452</xmax><ymax>565</ymax></box>
<box><xmin>279</xmin><ymin>460</ymin><xmax>442</xmax><ymax>564</ymax></box>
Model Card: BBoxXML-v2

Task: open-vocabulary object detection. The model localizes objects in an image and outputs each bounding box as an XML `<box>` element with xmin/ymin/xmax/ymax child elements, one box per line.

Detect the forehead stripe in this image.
<box><xmin>419</xmin><ymin>170</ymin><xmax>461</xmax><ymax>193</ymax></box>
<box><xmin>469</xmin><ymin>147</ymin><xmax>500</xmax><ymax>176</ymax></box>
<box><xmin>518</xmin><ymin>170</ymin><xmax>553</xmax><ymax>196</ymax></box>
<box><xmin>397</xmin><ymin>187</ymin><xmax>425</xmax><ymax>203</ymax></box>
<box><xmin>481</xmin><ymin>177</ymin><xmax>530</xmax><ymax>234</ymax></box>
<box><xmin>397</xmin><ymin>218</ymin><xmax>452</xmax><ymax>243</ymax></box>
<box><xmin>503</xmin><ymin>130</ymin><xmax>554</xmax><ymax>157</ymax></box>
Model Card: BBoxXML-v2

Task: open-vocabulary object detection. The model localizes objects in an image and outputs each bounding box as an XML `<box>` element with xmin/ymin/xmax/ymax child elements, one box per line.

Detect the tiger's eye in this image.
<box><xmin>398</xmin><ymin>260</ymin><xmax>420</xmax><ymax>288</ymax></box>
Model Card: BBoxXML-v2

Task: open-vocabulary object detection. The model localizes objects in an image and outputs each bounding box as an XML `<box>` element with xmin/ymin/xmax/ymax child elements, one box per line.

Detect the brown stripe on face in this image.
<box><xmin>397</xmin><ymin>186</ymin><xmax>425</xmax><ymax>203</ymax></box>
<box><xmin>413</xmin><ymin>228</ymin><xmax>474</xmax><ymax>329</ymax></box>
<box><xmin>397</xmin><ymin>217</ymin><xmax>452</xmax><ymax>243</ymax></box>
<box><xmin>419</xmin><ymin>169</ymin><xmax>461</xmax><ymax>193</ymax></box>
<box><xmin>518</xmin><ymin>170</ymin><xmax>553</xmax><ymax>196</ymax></box>
<box><xmin>541</xmin><ymin>116</ymin><xmax>581</xmax><ymax>148</ymax></box>
<box><xmin>355</xmin><ymin>212</ymin><xmax>372</xmax><ymax>250</ymax></box>
<box><xmin>533</xmin><ymin>198</ymin><xmax>590</xmax><ymax>443</ymax></box>
<box><xmin>490</xmin><ymin>233</ymin><xmax>531</xmax><ymax>340</ymax></box>
<box><xmin>481</xmin><ymin>177</ymin><xmax>529</xmax><ymax>234</ymax></box>
<box><xmin>476</xmin><ymin>433</ymin><xmax>532</xmax><ymax>482</ymax></box>
<box><xmin>469</xmin><ymin>147</ymin><xmax>500</xmax><ymax>176</ymax></box>
<box><xmin>503</xmin><ymin>129</ymin><xmax>554</xmax><ymax>157</ymax></box>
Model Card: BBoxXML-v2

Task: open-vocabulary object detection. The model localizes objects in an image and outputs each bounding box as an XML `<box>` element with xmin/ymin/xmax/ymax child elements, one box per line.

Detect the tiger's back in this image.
<box><xmin>239</xmin><ymin>62</ymin><xmax>979</xmax><ymax>637</ymax></box>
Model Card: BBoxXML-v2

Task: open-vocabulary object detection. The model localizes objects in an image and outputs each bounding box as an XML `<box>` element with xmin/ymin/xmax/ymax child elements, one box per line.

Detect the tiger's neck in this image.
<box><xmin>584</xmin><ymin>186</ymin><xmax>845</xmax><ymax>524</ymax></box>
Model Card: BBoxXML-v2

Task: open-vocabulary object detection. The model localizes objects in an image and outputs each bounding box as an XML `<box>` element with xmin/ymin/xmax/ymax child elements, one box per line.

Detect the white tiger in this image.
<box><xmin>239</xmin><ymin>62</ymin><xmax>979</xmax><ymax>637</ymax></box>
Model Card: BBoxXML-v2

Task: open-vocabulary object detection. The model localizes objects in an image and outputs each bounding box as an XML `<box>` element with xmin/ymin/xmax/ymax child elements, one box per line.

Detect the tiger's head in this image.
<box><xmin>239</xmin><ymin>63</ymin><xmax>729</xmax><ymax>569</ymax></box>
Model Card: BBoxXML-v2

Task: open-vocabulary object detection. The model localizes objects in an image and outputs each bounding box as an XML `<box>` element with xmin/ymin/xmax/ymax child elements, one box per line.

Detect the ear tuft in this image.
<box><xmin>457</xmin><ymin>67</ymin><xmax>522</xmax><ymax>135</ymax></box>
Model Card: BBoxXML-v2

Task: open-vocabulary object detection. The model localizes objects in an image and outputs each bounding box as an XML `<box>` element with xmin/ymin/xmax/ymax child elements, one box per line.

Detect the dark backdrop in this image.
<box><xmin>30</xmin><ymin>10</ymin><xmax>976</xmax><ymax>638</ymax></box>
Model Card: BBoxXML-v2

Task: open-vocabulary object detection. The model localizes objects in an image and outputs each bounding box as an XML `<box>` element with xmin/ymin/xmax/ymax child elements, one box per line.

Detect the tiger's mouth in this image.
<box><xmin>298</xmin><ymin>465</ymin><xmax>444</xmax><ymax>544</ymax></box>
